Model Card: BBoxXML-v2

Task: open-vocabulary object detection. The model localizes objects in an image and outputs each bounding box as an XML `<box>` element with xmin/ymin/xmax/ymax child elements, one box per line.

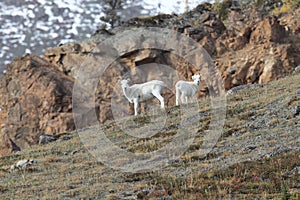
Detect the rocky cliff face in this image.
<box><xmin>0</xmin><ymin>55</ymin><xmax>74</xmax><ymax>156</ymax></box>
<box><xmin>217</xmin><ymin>12</ymin><xmax>299</xmax><ymax>88</ymax></box>
<box><xmin>0</xmin><ymin>3</ymin><xmax>300</xmax><ymax>156</ymax></box>
<box><xmin>44</xmin><ymin>6</ymin><xmax>300</xmax><ymax>89</ymax></box>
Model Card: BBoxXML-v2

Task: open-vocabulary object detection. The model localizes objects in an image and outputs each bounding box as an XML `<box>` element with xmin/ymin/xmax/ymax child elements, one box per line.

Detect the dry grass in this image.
<box><xmin>0</xmin><ymin>73</ymin><xmax>299</xmax><ymax>199</ymax></box>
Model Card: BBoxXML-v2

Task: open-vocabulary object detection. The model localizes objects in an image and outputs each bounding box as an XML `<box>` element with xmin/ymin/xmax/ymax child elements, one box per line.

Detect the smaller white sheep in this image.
<box><xmin>10</xmin><ymin>159</ymin><xmax>36</xmax><ymax>172</ymax></box>
<box><xmin>119</xmin><ymin>79</ymin><xmax>167</xmax><ymax>116</ymax></box>
<box><xmin>175</xmin><ymin>74</ymin><xmax>202</xmax><ymax>106</ymax></box>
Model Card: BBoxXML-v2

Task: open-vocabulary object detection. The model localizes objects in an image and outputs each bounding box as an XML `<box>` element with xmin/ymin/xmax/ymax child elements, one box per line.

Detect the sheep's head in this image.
<box><xmin>118</xmin><ymin>79</ymin><xmax>130</xmax><ymax>90</ymax></box>
<box><xmin>192</xmin><ymin>74</ymin><xmax>201</xmax><ymax>85</ymax></box>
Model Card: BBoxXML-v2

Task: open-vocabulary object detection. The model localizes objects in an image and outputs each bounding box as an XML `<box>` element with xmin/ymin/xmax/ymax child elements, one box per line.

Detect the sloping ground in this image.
<box><xmin>0</xmin><ymin>73</ymin><xmax>299</xmax><ymax>199</ymax></box>
<box><xmin>2</xmin><ymin>3</ymin><xmax>300</xmax><ymax>156</ymax></box>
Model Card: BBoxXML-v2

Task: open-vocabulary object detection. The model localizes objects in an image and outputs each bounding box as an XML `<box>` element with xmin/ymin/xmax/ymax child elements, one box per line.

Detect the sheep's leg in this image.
<box><xmin>191</xmin><ymin>96</ymin><xmax>196</xmax><ymax>103</ymax></box>
<box><xmin>186</xmin><ymin>96</ymin><xmax>190</xmax><ymax>104</ymax></box>
<box><xmin>188</xmin><ymin>96</ymin><xmax>193</xmax><ymax>103</ymax></box>
<box><xmin>176</xmin><ymin>87</ymin><xmax>180</xmax><ymax>106</ymax></box>
<box><xmin>133</xmin><ymin>98</ymin><xmax>139</xmax><ymax>116</ymax></box>
<box><xmin>152</xmin><ymin>91</ymin><xmax>164</xmax><ymax>109</ymax></box>
<box><xmin>180</xmin><ymin>94</ymin><xmax>185</xmax><ymax>104</ymax></box>
<box><xmin>181</xmin><ymin>92</ymin><xmax>188</xmax><ymax>104</ymax></box>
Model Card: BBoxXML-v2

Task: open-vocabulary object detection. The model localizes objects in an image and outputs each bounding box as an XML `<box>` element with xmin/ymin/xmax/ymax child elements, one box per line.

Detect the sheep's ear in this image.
<box><xmin>192</xmin><ymin>75</ymin><xmax>195</xmax><ymax>80</ymax></box>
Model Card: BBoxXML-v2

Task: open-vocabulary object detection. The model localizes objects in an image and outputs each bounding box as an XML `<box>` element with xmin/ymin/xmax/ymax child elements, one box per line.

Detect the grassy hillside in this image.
<box><xmin>0</xmin><ymin>72</ymin><xmax>299</xmax><ymax>199</ymax></box>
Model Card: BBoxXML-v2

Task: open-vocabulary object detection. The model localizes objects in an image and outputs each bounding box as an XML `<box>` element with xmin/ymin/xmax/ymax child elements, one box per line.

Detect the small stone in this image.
<box><xmin>39</xmin><ymin>134</ymin><xmax>58</xmax><ymax>145</ymax></box>
<box><xmin>294</xmin><ymin>65</ymin><xmax>300</xmax><ymax>73</ymax></box>
<box><xmin>290</xmin><ymin>166</ymin><xmax>300</xmax><ymax>175</ymax></box>
<box><xmin>71</xmin><ymin>150</ymin><xmax>78</xmax><ymax>155</ymax></box>
<box><xmin>227</xmin><ymin>67</ymin><xmax>236</xmax><ymax>74</ymax></box>
<box><xmin>293</xmin><ymin>105</ymin><xmax>300</xmax><ymax>116</ymax></box>
<box><xmin>296</xmin><ymin>88</ymin><xmax>300</xmax><ymax>97</ymax></box>
<box><xmin>109</xmin><ymin>189</ymin><xmax>115</xmax><ymax>193</ymax></box>
<box><xmin>243</xmin><ymin>145</ymin><xmax>257</xmax><ymax>152</ymax></box>
<box><xmin>61</xmin><ymin>136</ymin><xmax>72</xmax><ymax>141</ymax></box>
<box><xmin>288</xmin><ymin>96</ymin><xmax>296</xmax><ymax>105</ymax></box>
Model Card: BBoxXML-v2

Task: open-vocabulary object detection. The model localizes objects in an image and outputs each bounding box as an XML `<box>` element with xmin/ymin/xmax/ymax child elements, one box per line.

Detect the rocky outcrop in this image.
<box><xmin>218</xmin><ymin>41</ymin><xmax>297</xmax><ymax>89</ymax></box>
<box><xmin>250</xmin><ymin>16</ymin><xmax>286</xmax><ymax>44</ymax></box>
<box><xmin>0</xmin><ymin>55</ymin><xmax>74</xmax><ymax>156</ymax></box>
<box><xmin>279</xmin><ymin>8</ymin><xmax>300</xmax><ymax>34</ymax></box>
<box><xmin>43</xmin><ymin>42</ymin><xmax>96</xmax><ymax>77</ymax></box>
<box><xmin>42</xmin><ymin>3</ymin><xmax>300</xmax><ymax>118</ymax></box>
<box><xmin>216</xmin><ymin>11</ymin><xmax>299</xmax><ymax>89</ymax></box>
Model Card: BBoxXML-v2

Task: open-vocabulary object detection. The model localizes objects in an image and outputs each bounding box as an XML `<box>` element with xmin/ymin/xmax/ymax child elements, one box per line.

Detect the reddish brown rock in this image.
<box><xmin>279</xmin><ymin>8</ymin><xmax>300</xmax><ymax>34</ymax></box>
<box><xmin>259</xmin><ymin>57</ymin><xmax>284</xmax><ymax>84</ymax></box>
<box><xmin>0</xmin><ymin>55</ymin><xmax>74</xmax><ymax>156</ymax></box>
<box><xmin>44</xmin><ymin>42</ymin><xmax>95</xmax><ymax>77</ymax></box>
<box><xmin>199</xmin><ymin>36</ymin><xmax>216</xmax><ymax>56</ymax></box>
<box><xmin>0</xmin><ymin>133</ymin><xmax>21</xmax><ymax>156</ymax></box>
<box><xmin>250</xmin><ymin>16</ymin><xmax>286</xmax><ymax>44</ymax></box>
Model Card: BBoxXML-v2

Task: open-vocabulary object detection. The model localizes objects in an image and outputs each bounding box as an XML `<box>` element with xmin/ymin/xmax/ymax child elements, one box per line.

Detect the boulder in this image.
<box><xmin>38</xmin><ymin>134</ymin><xmax>58</xmax><ymax>145</ymax></box>
<box><xmin>0</xmin><ymin>54</ymin><xmax>74</xmax><ymax>156</ymax></box>
<box><xmin>259</xmin><ymin>57</ymin><xmax>283</xmax><ymax>84</ymax></box>
<box><xmin>279</xmin><ymin>8</ymin><xmax>300</xmax><ymax>34</ymax></box>
<box><xmin>250</xmin><ymin>16</ymin><xmax>286</xmax><ymax>44</ymax></box>
<box><xmin>43</xmin><ymin>42</ymin><xmax>96</xmax><ymax>77</ymax></box>
<box><xmin>0</xmin><ymin>134</ymin><xmax>21</xmax><ymax>156</ymax></box>
<box><xmin>9</xmin><ymin>159</ymin><xmax>37</xmax><ymax>172</ymax></box>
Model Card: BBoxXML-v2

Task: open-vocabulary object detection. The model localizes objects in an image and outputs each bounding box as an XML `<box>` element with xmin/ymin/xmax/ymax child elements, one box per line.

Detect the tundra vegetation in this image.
<box><xmin>0</xmin><ymin>71</ymin><xmax>299</xmax><ymax>199</ymax></box>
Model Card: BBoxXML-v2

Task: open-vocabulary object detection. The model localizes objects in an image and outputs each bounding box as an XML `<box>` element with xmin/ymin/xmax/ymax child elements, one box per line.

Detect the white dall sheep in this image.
<box><xmin>119</xmin><ymin>79</ymin><xmax>167</xmax><ymax>116</ymax></box>
<box><xmin>175</xmin><ymin>74</ymin><xmax>202</xmax><ymax>106</ymax></box>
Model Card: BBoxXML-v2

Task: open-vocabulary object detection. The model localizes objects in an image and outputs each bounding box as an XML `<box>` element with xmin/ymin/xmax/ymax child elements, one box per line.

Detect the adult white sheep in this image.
<box><xmin>118</xmin><ymin>79</ymin><xmax>167</xmax><ymax>116</ymax></box>
<box><xmin>175</xmin><ymin>74</ymin><xmax>202</xmax><ymax>106</ymax></box>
